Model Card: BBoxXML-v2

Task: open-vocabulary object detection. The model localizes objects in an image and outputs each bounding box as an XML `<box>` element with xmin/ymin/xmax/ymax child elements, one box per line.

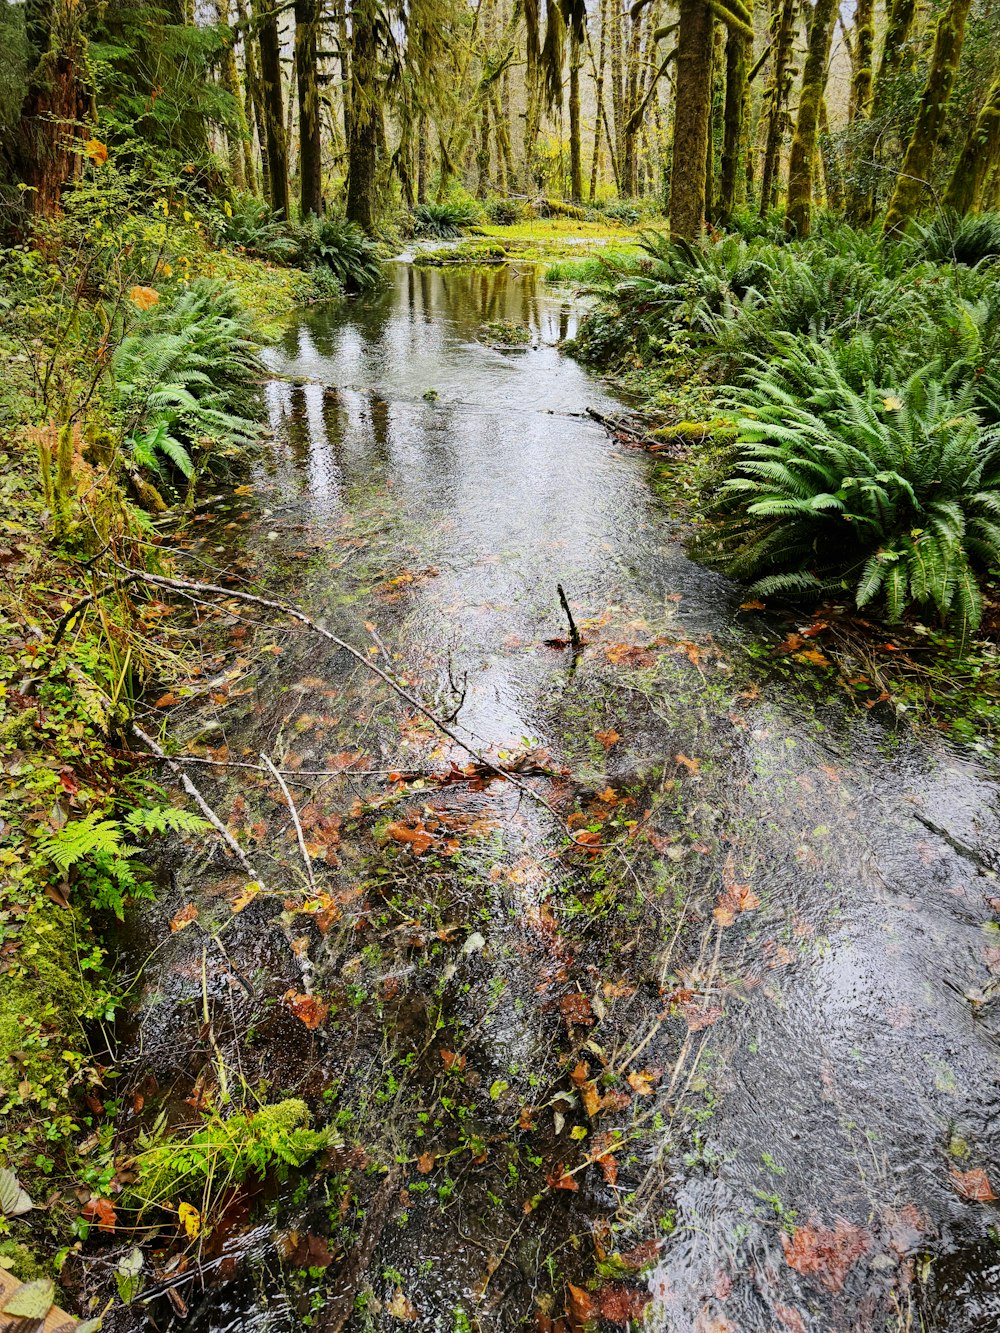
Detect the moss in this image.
<box><xmin>0</xmin><ymin>1240</ymin><xmax>52</xmax><ymax>1283</ymax></box>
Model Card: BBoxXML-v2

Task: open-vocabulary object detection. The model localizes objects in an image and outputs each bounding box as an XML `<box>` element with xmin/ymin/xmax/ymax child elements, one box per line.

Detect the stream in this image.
<box><xmin>115</xmin><ymin>263</ymin><xmax>1000</xmax><ymax>1333</ymax></box>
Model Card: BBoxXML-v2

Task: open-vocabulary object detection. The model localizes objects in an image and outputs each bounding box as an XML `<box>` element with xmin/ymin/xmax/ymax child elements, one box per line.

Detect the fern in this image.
<box><xmin>124</xmin><ymin>806</ymin><xmax>211</xmax><ymax>836</ymax></box>
<box><xmin>38</xmin><ymin>813</ymin><xmax>131</xmax><ymax>872</ymax></box>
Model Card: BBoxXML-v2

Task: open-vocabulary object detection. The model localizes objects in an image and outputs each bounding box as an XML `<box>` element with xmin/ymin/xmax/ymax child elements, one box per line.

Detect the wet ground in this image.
<box><xmin>106</xmin><ymin>264</ymin><xmax>1000</xmax><ymax>1332</ymax></box>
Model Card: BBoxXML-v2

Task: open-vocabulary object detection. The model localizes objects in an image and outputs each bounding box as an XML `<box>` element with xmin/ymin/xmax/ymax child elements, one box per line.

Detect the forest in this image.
<box><xmin>1</xmin><ymin>0</ymin><xmax>1000</xmax><ymax>1329</ymax></box>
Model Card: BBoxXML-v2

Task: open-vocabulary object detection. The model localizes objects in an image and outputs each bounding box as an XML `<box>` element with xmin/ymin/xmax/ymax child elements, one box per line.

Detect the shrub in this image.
<box><xmin>912</xmin><ymin>210</ymin><xmax>1000</xmax><ymax>267</ymax></box>
<box><xmin>113</xmin><ymin>279</ymin><xmax>261</xmax><ymax>487</ymax></box>
<box><xmin>293</xmin><ymin>216</ymin><xmax>383</xmax><ymax>292</ymax></box>
<box><xmin>218</xmin><ymin>194</ymin><xmax>297</xmax><ymax>263</ymax></box>
<box><xmin>483</xmin><ymin>196</ymin><xmax>533</xmax><ymax>225</ymax></box>
<box><xmin>412</xmin><ymin>199</ymin><xmax>483</xmax><ymax>237</ymax></box>
<box><xmin>713</xmin><ymin>344</ymin><xmax>1000</xmax><ymax>630</ymax></box>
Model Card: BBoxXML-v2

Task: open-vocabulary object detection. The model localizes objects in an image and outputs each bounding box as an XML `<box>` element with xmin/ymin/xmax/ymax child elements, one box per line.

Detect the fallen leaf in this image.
<box><xmin>596</xmin><ymin>1284</ymin><xmax>650</xmax><ymax>1325</ymax></box>
<box><xmin>626</xmin><ymin>1069</ymin><xmax>658</xmax><ymax>1096</ymax></box>
<box><xmin>155</xmin><ymin>692</ymin><xmax>179</xmax><ymax>708</ymax></box>
<box><xmin>675</xmin><ymin>753</ymin><xmax>700</xmax><ymax>774</ymax></box>
<box><xmin>230</xmin><ymin>882</ymin><xmax>262</xmax><ymax>913</ymax></box>
<box><xmin>0</xmin><ymin>1168</ymin><xmax>32</xmax><ymax>1218</ymax></box>
<box><xmin>781</xmin><ymin>1218</ymin><xmax>869</xmax><ymax>1292</ymax></box>
<box><xmin>2</xmin><ymin>1278</ymin><xmax>55</xmax><ymax>1319</ymax></box>
<box><xmin>387</xmin><ymin>1289</ymin><xmax>418</xmax><ymax>1321</ymax></box>
<box><xmin>739</xmin><ymin>599</ymin><xmax>766</xmax><ymax>611</ymax></box>
<box><xmin>282</xmin><ymin>990</ymin><xmax>329</xmax><ymax>1030</ymax></box>
<box><xmin>595</xmin><ymin>729</ymin><xmax>621</xmax><ymax>749</ymax></box>
<box><xmin>581</xmin><ymin>1082</ymin><xmax>602</xmax><ymax>1118</ymax></box>
<box><xmin>547</xmin><ymin>1166</ymin><xmax>579</xmax><ymax>1191</ymax></box>
<box><xmin>170</xmin><ymin>903</ymin><xmax>199</xmax><ymax>932</ymax></box>
<box><xmin>385</xmin><ymin>821</ymin><xmax>435</xmax><ymax>856</ymax></box>
<box><xmin>177</xmin><ymin>1201</ymin><xmax>200</xmax><ymax>1240</ymax></box>
<box><xmin>774</xmin><ymin>1305</ymin><xmax>807</xmax><ymax>1333</ymax></box>
<box><xmin>440</xmin><ymin>1048</ymin><xmax>467</xmax><ymax>1072</ymax></box>
<box><xmin>559</xmin><ymin>992</ymin><xmax>595</xmax><ymax>1027</ymax></box>
<box><xmin>951</xmin><ymin>1167</ymin><xmax>997</xmax><ymax>1202</ymax></box>
<box><xmin>416</xmin><ymin>1153</ymin><xmax>435</xmax><ymax>1174</ymax></box>
<box><xmin>566</xmin><ymin>1282</ymin><xmax>596</xmax><ymax>1329</ymax></box>
<box><xmin>82</xmin><ymin>1196</ymin><xmax>118</xmax><ymax>1233</ymax></box>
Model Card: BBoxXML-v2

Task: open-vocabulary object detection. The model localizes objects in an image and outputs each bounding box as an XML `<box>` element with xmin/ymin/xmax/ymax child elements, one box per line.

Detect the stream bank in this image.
<box><xmin>72</xmin><ymin>261</ymin><xmax>1000</xmax><ymax>1333</ymax></box>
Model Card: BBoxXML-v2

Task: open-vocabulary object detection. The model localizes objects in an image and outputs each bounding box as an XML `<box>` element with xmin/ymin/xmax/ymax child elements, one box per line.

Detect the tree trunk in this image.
<box><xmin>16</xmin><ymin>0</ymin><xmax>91</xmax><ymax>218</ymax></box>
<box><xmin>417</xmin><ymin>111</ymin><xmax>428</xmax><ymax>203</ymax></box>
<box><xmin>609</xmin><ymin>0</ymin><xmax>625</xmax><ymax>183</ymax></box>
<box><xmin>670</xmin><ymin>0</ymin><xmax>715</xmax><ymax>238</ymax></box>
<box><xmin>717</xmin><ymin>5</ymin><xmax>752</xmax><ymax>225</ymax></box>
<box><xmin>338</xmin><ymin>0</ymin><xmax>352</xmax><ymax>147</ymax></box>
<box><xmin>883</xmin><ymin>0</ymin><xmax>974</xmax><ymax>234</ymax></box>
<box><xmin>235</xmin><ymin>0</ymin><xmax>269</xmax><ymax>198</ymax></box>
<box><xmin>842</xmin><ymin>0</ymin><xmax>874</xmax><ymax>220</ymax></box>
<box><xmin>255</xmin><ymin>0</ymin><xmax>290</xmax><ymax>216</ymax></box>
<box><xmin>589</xmin><ymin>0</ymin><xmax>609</xmax><ymax>200</ymax></box>
<box><xmin>818</xmin><ymin>96</ymin><xmax>843</xmax><ymax>210</ymax></box>
<box><xmin>944</xmin><ymin>69</ymin><xmax>1000</xmax><ymax>212</ymax></box>
<box><xmin>871</xmin><ymin>0</ymin><xmax>917</xmax><ymax>118</ymax></box>
<box><xmin>785</xmin><ymin>0</ymin><xmax>837</xmax><ymax>236</ymax></box>
<box><xmin>569</xmin><ymin>29</ymin><xmax>584</xmax><ymax>200</ymax></box>
<box><xmin>759</xmin><ymin>0</ymin><xmax>795</xmax><ymax>215</ymax></box>
<box><xmin>346</xmin><ymin>0</ymin><xmax>382</xmax><ymax>232</ymax></box>
<box><xmin>295</xmin><ymin>0</ymin><xmax>323</xmax><ymax>216</ymax></box>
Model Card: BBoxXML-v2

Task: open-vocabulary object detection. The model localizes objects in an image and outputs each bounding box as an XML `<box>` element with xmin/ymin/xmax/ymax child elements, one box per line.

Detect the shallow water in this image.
<box><xmin>114</xmin><ymin>264</ymin><xmax>1000</xmax><ymax>1332</ymax></box>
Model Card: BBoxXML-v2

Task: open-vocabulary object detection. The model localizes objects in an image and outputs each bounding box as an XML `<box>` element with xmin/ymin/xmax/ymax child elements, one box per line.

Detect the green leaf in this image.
<box><xmin>0</xmin><ymin>1166</ymin><xmax>33</xmax><ymax>1217</ymax></box>
<box><xmin>2</xmin><ymin>1278</ymin><xmax>55</xmax><ymax>1318</ymax></box>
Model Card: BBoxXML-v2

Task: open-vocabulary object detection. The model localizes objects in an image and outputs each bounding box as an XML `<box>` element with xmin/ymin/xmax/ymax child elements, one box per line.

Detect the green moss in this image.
<box><xmin>0</xmin><ymin>1240</ymin><xmax>52</xmax><ymax>1283</ymax></box>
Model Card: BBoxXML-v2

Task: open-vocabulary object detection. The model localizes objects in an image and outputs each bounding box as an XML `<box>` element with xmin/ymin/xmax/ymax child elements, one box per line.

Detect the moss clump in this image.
<box><xmin>131</xmin><ymin>1099</ymin><xmax>335</xmax><ymax>1213</ymax></box>
<box><xmin>0</xmin><ymin>1240</ymin><xmax>51</xmax><ymax>1284</ymax></box>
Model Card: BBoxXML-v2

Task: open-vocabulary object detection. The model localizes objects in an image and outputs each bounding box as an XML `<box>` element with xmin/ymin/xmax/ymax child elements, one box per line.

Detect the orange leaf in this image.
<box><xmin>547</xmin><ymin>1165</ymin><xmax>579</xmax><ymax>1191</ymax></box>
<box><xmin>675</xmin><ymin>753</ymin><xmax>700</xmax><ymax>774</ymax></box>
<box><xmin>440</xmin><ymin>1048</ymin><xmax>466</xmax><ymax>1072</ymax></box>
<box><xmin>129</xmin><ymin>285</ymin><xmax>160</xmax><ymax>311</ymax></box>
<box><xmin>84</xmin><ymin>138</ymin><xmax>109</xmax><ymax>164</ymax></box>
<box><xmin>596</xmin><ymin>1284</ymin><xmax>650</xmax><ymax>1326</ymax></box>
<box><xmin>594</xmin><ymin>729</ymin><xmax>621</xmax><ymax>748</ymax></box>
<box><xmin>566</xmin><ymin>1283</ymin><xmax>596</xmax><ymax>1330</ymax></box>
<box><xmin>581</xmin><ymin>1082</ymin><xmax>602</xmax><ymax>1119</ymax></box>
<box><xmin>385</xmin><ymin>821</ymin><xmax>435</xmax><ymax>856</ymax></box>
<box><xmin>416</xmin><ymin>1153</ymin><xmax>435</xmax><ymax>1174</ymax></box>
<box><xmin>169</xmin><ymin>903</ymin><xmax>199</xmax><ymax>932</ymax></box>
<box><xmin>626</xmin><ymin>1068</ymin><xmax>658</xmax><ymax>1096</ymax></box>
<box><xmin>559</xmin><ymin>992</ymin><xmax>595</xmax><ymax>1027</ymax></box>
<box><xmin>282</xmin><ymin>989</ymin><xmax>329</xmax><ymax>1030</ymax></box>
<box><xmin>951</xmin><ymin>1167</ymin><xmax>997</xmax><ymax>1202</ymax></box>
<box><xmin>82</xmin><ymin>1196</ymin><xmax>117</xmax><ymax>1233</ymax></box>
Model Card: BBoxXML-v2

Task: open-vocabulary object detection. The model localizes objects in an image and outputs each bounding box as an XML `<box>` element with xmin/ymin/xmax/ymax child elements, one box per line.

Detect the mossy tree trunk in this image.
<box><xmin>16</xmin><ymin>0</ymin><xmax>92</xmax><ymax>218</ymax></box>
<box><xmin>235</xmin><ymin>0</ymin><xmax>269</xmax><ymax>199</ymax></box>
<box><xmin>717</xmin><ymin>0</ymin><xmax>752</xmax><ymax>225</ymax></box>
<box><xmin>346</xmin><ymin>0</ymin><xmax>382</xmax><ymax>232</ymax></box>
<box><xmin>255</xmin><ymin>0</ymin><xmax>290</xmax><ymax>217</ymax></box>
<box><xmin>670</xmin><ymin>0</ymin><xmax>715</xmax><ymax>237</ymax></box>
<box><xmin>785</xmin><ymin>0</ymin><xmax>837</xmax><ymax>236</ymax></box>
<box><xmin>589</xmin><ymin>0</ymin><xmax>609</xmax><ymax>200</ymax></box>
<box><xmin>883</xmin><ymin>0</ymin><xmax>974</xmax><ymax>234</ymax></box>
<box><xmin>295</xmin><ymin>0</ymin><xmax>323</xmax><ymax>216</ymax></box>
<box><xmin>944</xmin><ymin>70</ymin><xmax>1000</xmax><ymax>212</ymax></box>
<box><xmin>842</xmin><ymin>0</ymin><xmax>873</xmax><ymax>220</ymax></box>
<box><xmin>569</xmin><ymin>29</ymin><xmax>584</xmax><ymax>200</ymax></box>
<box><xmin>758</xmin><ymin>0</ymin><xmax>796</xmax><ymax>216</ymax></box>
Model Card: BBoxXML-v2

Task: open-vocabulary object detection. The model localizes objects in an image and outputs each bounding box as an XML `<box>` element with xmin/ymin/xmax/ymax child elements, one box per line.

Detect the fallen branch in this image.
<box><xmin>557</xmin><ymin>582</ymin><xmax>582</xmax><ymax>654</ymax></box>
<box><xmin>132</xmin><ymin>723</ymin><xmax>263</xmax><ymax>885</ymax></box>
<box><xmin>261</xmin><ymin>752</ymin><xmax>316</xmax><ymax>894</ymax></box>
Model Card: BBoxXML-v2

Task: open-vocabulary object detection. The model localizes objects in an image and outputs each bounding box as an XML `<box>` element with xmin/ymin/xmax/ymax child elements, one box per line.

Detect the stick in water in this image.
<box><xmin>557</xmin><ymin>583</ymin><xmax>582</xmax><ymax>653</ymax></box>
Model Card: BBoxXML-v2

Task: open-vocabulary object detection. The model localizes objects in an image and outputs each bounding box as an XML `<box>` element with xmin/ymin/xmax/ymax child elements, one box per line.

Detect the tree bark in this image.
<box><xmin>417</xmin><ymin>110</ymin><xmax>429</xmax><ymax>203</ymax></box>
<box><xmin>346</xmin><ymin>0</ymin><xmax>382</xmax><ymax>232</ymax></box>
<box><xmin>944</xmin><ymin>69</ymin><xmax>1000</xmax><ymax>213</ymax></box>
<box><xmin>569</xmin><ymin>29</ymin><xmax>584</xmax><ymax>199</ymax></box>
<box><xmin>785</xmin><ymin>0</ymin><xmax>837</xmax><ymax>236</ymax></box>
<box><xmin>717</xmin><ymin>3</ymin><xmax>752</xmax><ymax>224</ymax></box>
<box><xmin>758</xmin><ymin>0</ymin><xmax>795</xmax><ymax>215</ymax></box>
<box><xmin>883</xmin><ymin>0</ymin><xmax>974</xmax><ymax>233</ymax></box>
<box><xmin>15</xmin><ymin>0</ymin><xmax>91</xmax><ymax>218</ymax></box>
<box><xmin>295</xmin><ymin>0</ymin><xmax>323</xmax><ymax>216</ymax></box>
<box><xmin>255</xmin><ymin>0</ymin><xmax>290</xmax><ymax>216</ymax></box>
<box><xmin>234</xmin><ymin>0</ymin><xmax>269</xmax><ymax>198</ymax></box>
<box><xmin>670</xmin><ymin>0</ymin><xmax>715</xmax><ymax>238</ymax></box>
<box><xmin>589</xmin><ymin>0</ymin><xmax>609</xmax><ymax>200</ymax></box>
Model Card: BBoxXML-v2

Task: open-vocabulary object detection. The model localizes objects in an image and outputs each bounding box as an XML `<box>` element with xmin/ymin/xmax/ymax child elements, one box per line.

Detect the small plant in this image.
<box><xmin>412</xmin><ymin>199</ymin><xmax>483</xmax><ymax>238</ymax></box>
<box><xmin>912</xmin><ymin>210</ymin><xmax>1000</xmax><ymax>267</ymax></box>
<box><xmin>713</xmin><ymin>345</ymin><xmax>1000</xmax><ymax>631</ymax></box>
<box><xmin>293</xmin><ymin>217</ymin><xmax>383</xmax><ymax>292</ymax></box>
<box><xmin>218</xmin><ymin>194</ymin><xmax>298</xmax><ymax>263</ymax></box>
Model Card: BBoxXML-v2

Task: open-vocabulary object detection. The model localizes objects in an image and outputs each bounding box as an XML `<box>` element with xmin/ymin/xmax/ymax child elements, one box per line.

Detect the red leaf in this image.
<box><xmin>559</xmin><ymin>992</ymin><xmax>595</xmax><ymax>1027</ymax></box>
<box><xmin>781</xmin><ymin>1218</ymin><xmax>869</xmax><ymax>1292</ymax></box>
<box><xmin>596</xmin><ymin>1284</ymin><xmax>650</xmax><ymax>1325</ymax></box>
<box><xmin>282</xmin><ymin>989</ymin><xmax>329</xmax><ymax>1030</ymax></box>
<box><xmin>547</xmin><ymin>1165</ymin><xmax>579</xmax><ymax>1191</ymax></box>
<box><xmin>81</xmin><ymin>1196</ymin><xmax>117</xmax><ymax>1233</ymax></box>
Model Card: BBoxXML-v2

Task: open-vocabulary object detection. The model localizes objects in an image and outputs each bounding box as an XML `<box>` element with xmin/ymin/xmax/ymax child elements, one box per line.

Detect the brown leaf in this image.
<box><xmin>581</xmin><ymin>1082</ymin><xmax>602</xmax><ymax>1119</ymax></box>
<box><xmin>416</xmin><ymin>1153</ymin><xmax>435</xmax><ymax>1174</ymax></box>
<box><xmin>739</xmin><ymin>599</ymin><xmax>766</xmax><ymax>611</ymax></box>
<box><xmin>81</xmin><ymin>1196</ymin><xmax>117</xmax><ymax>1233</ymax></box>
<box><xmin>129</xmin><ymin>285</ymin><xmax>161</xmax><ymax>311</ymax></box>
<box><xmin>951</xmin><ymin>1167</ymin><xmax>997</xmax><ymax>1202</ymax></box>
<box><xmin>547</xmin><ymin>1166</ymin><xmax>579</xmax><ymax>1191</ymax></box>
<box><xmin>566</xmin><ymin>1283</ymin><xmax>596</xmax><ymax>1330</ymax></box>
<box><xmin>155</xmin><ymin>691</ymin><xmax>179</xmax><ymax>708</ymax></box>
<box><xmin>781</xmin><ymin>1218</ymin><xmax>869</xmax><ymax>1292</ymax></box>
<box><xmin>440</xmin><ymin>1048</ymin><xmax>466</xmax><ymax>1073</ymax></box>
<box><xmin>282</xmin><ymin>989</ymin><xmax>329</xmax><ymax>1030</ymax></box>
<box><xmin>774</xmin><ymin>1305</ymin><xmax>807</xmax><ymax>1333</ymax></box>
<box><xmin>626</xmin><ymin>1068</ymin><xmax>659</xmax><ymax>1096</ymax></box>
<box><xmin>675</xmin><ymin>753</ymin><xmax>700</xmax><ymax>774</ymax></box>
<box><xmin>169</xmin><ymin>903</ymin><xmax>199</xmax><ymax>932</ymax></box>
<box><xmin>387</xmin><ymin>1289</ymin><xmax>418</xmax><ymax>1321</ymax></box>
<box><xmin>596</xmin><ymin>1284</ymin><xmax>650</xmax><ymax>1325</ymax></box>
<box><xmin>559</xmin><ymin>992</ymin><xmax>595</xmax><ymax>1027</ymax></box>
<box><xmin>385</xmin><ymin>821</ymin><xmax>435</xmax><ymax>856</ymax></box>
<box><xmin>594</xmin><ymin>729</ymin><xmax>621</xmax><ymax>749</ymax></box>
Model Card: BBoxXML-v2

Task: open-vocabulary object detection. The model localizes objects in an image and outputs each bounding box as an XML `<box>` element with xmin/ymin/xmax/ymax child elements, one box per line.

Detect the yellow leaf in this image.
<box><xmin>882</xmin><ymin>396</ymin><xmax>903</xmax><ymax>411</ymax></box>
<box><xmin>177</xmin><ymin>1202</ymin><xmax>200</xmax><ymax>1239</ymax></box>
<box><xmin>84</xmin><ymin>138</ymin><xmax>108</xmax><ymax>165</ymax></box>
<box><xmin>129</xmin><ymin>286</ymin><xmax>160</xmax><ymax>311</ymax></box>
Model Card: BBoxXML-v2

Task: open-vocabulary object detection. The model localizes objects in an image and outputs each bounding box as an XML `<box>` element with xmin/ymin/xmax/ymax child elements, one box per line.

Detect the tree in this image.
<box><xmin>785</xmin><ymin>0</ymin><xmax>838</xmax><ymax>236</ymax></box>
<box><xmin>255</xmin><ymin>0</ymin><xmax>290</xmax><ymax>217</ymax></box>
<box><xmin>295</xmin><ymin>0</ymin><xmax>323</xmax><ymax>216</ymax></box>
<box><xmin>717</xmin><ymin>0</ymin><xmax>752</xmax><ymax>223</ymax></box>
<box><xmin>944</xmin><ymin>68</ymin><xmax>1000</xmax><ymax>212</ymax></box>
<box><xmin>883</xmin><ymin>0</ymin><xmax>974</xmax><ymax>234</ymax></box>
<box><xmin>670</xmin><ymin>0</ymin><xmax>714</xmax><ymax>237</ymax></box>
<box><xmin>345</xmin><ymin>0</ymin><xmax>382</xmax><ymax>231</ymax></box>
<box><xmin>758</xmin><ymin>0</ymin><xmax>796</xmax><ymax>215</ymax></box>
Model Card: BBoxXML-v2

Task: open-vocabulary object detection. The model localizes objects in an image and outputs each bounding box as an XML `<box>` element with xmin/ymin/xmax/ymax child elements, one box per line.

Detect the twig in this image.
<box><xmin>261</xmin><ymin>752</ymin><xmax>316</xmax><ymax>894</ymax></box>
<box><xmin>132</xmin><ymin>724</ymin><xmax>263</xmax><ymax>885</ymax></box>
<box><xmin>557</xmin><ymin>583</ymin><xmax>582</xmax><ymax>653</ymax></box>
